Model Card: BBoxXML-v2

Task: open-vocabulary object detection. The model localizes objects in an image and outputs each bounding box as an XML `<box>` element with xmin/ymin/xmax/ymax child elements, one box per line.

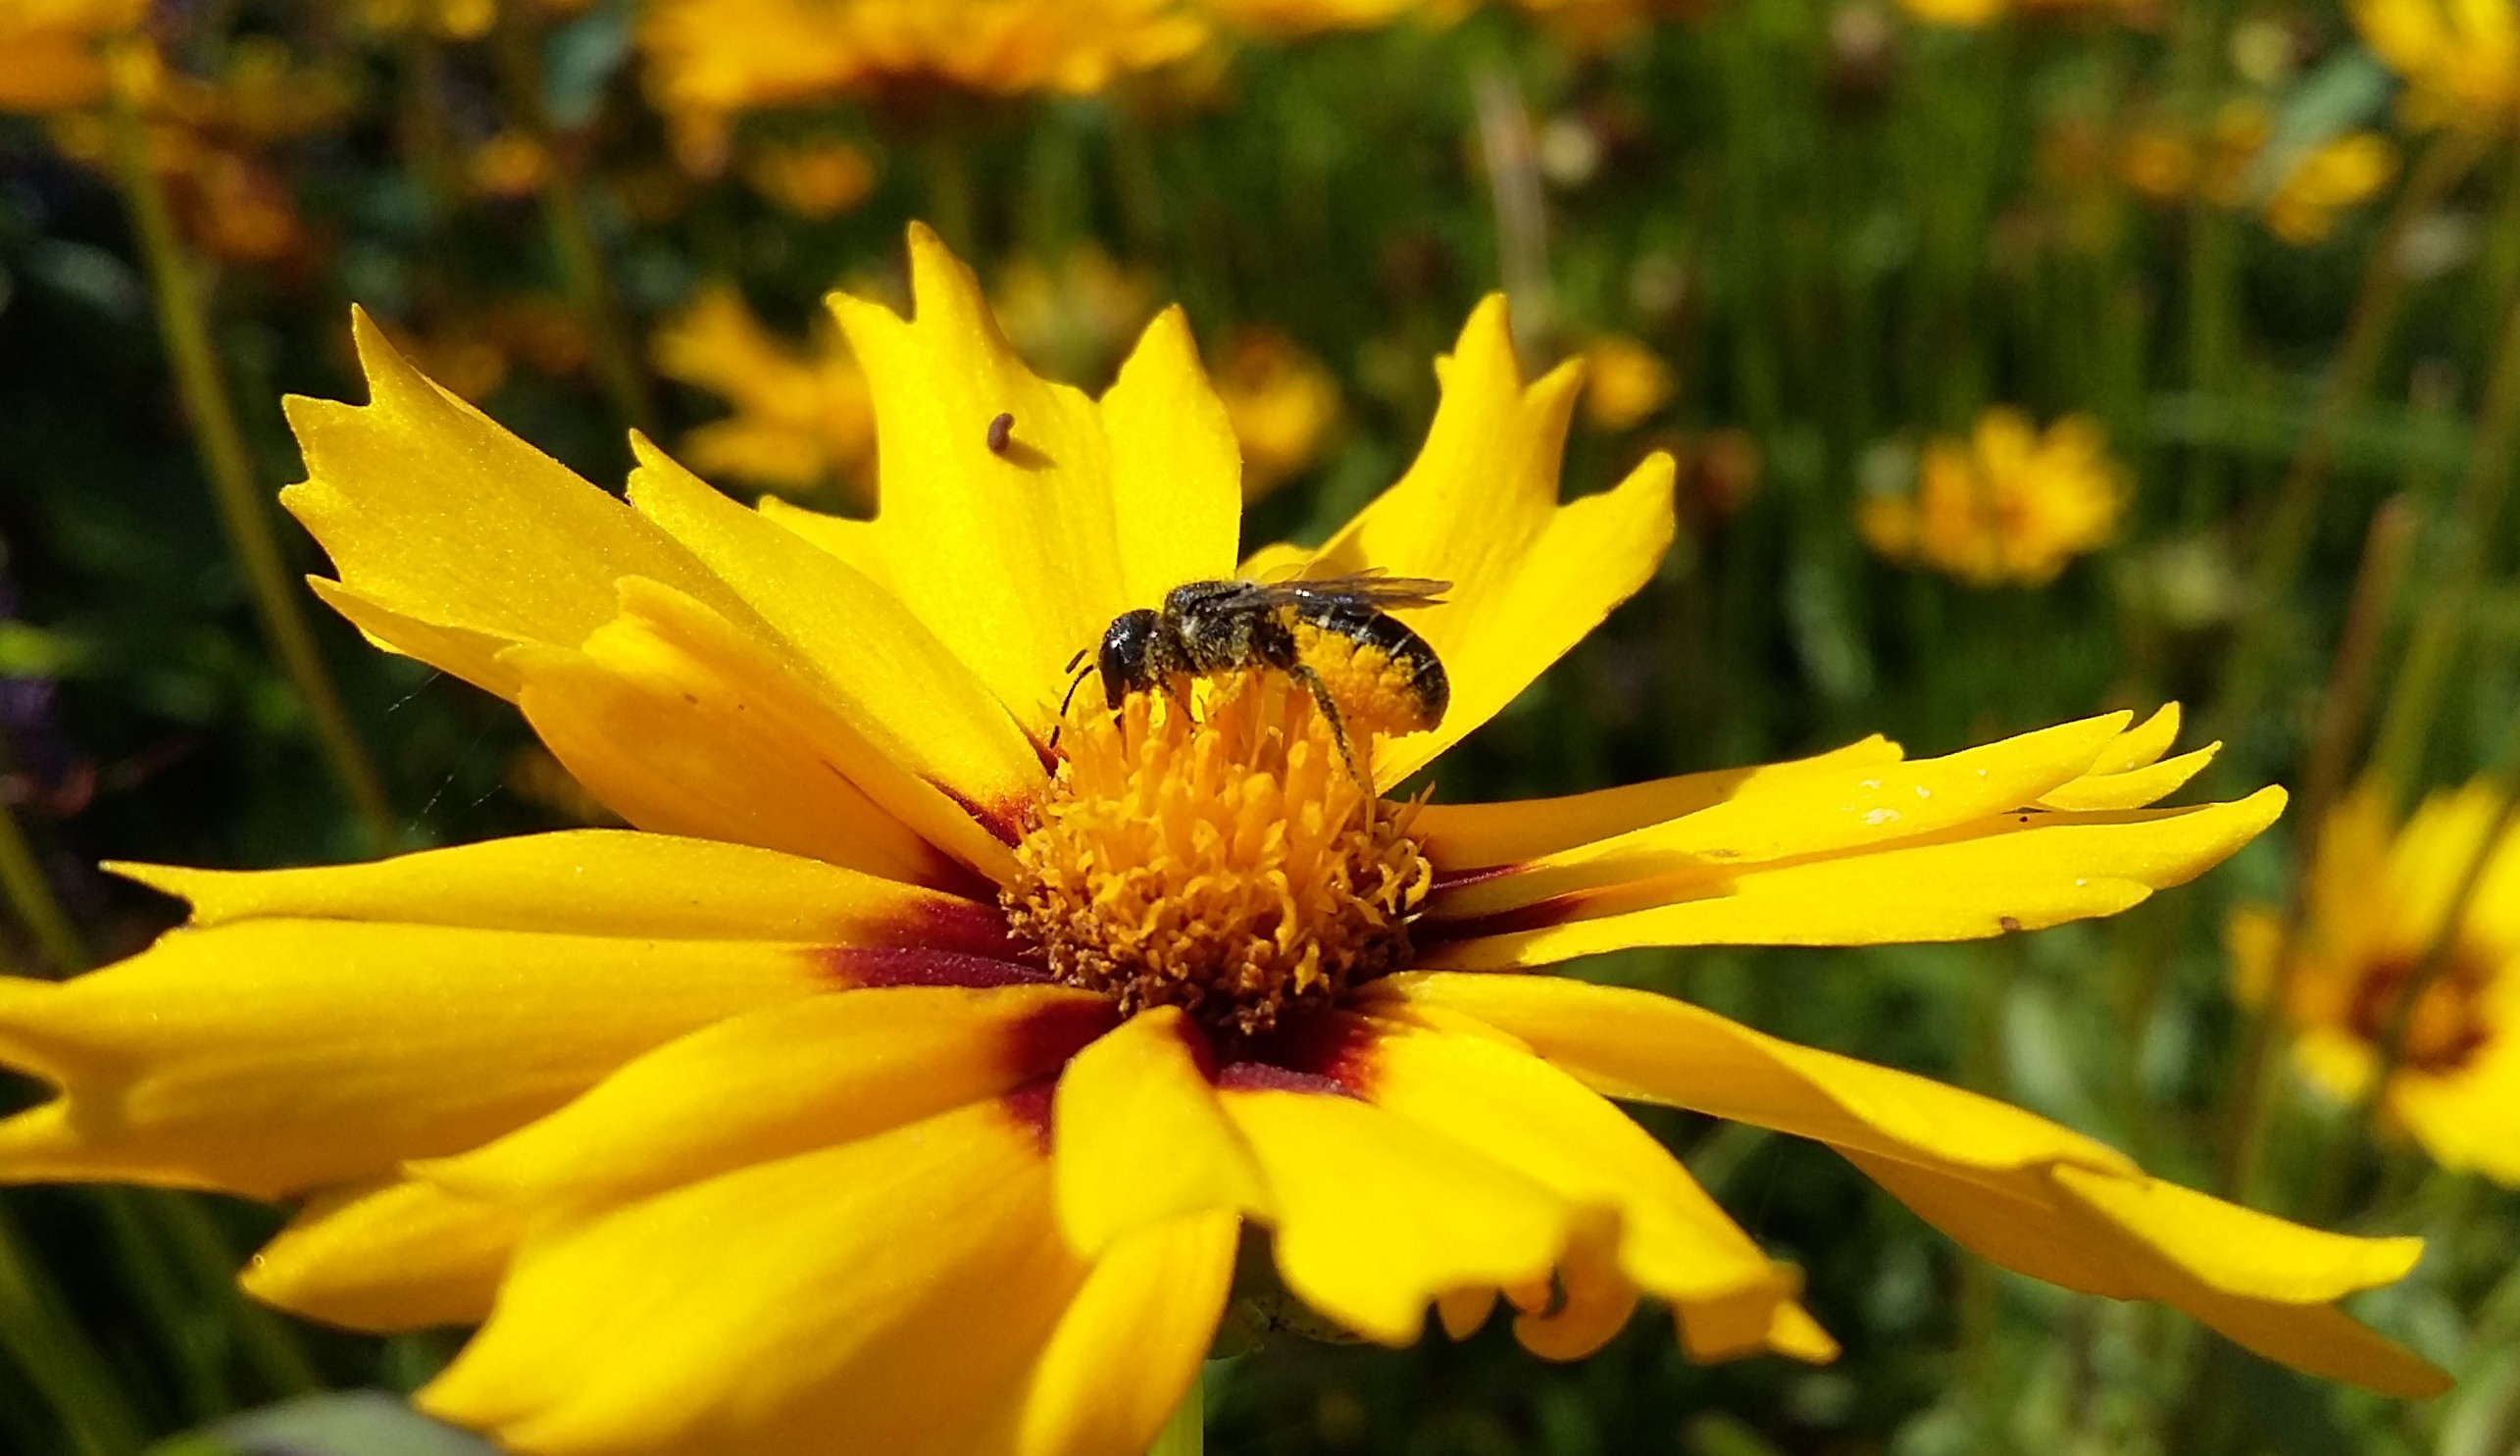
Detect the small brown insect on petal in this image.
<box><xmin>1998</xmin><ymin>916</ymin><xmax>2024</xmax><ymax>932</ymax></box>
<box><xmin>986</xmin><ymin>412</ymin><xmax>1016</xmax><ymax>455</ymax></box>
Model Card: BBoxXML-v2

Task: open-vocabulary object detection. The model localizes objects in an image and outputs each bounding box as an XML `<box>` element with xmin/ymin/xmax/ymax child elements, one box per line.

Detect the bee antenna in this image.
<box><xmin>1049</xmin><ymin>657</ymin><xmax>1098</xmax><ymax>750</ymax></box>
<box><xmin>1064</xmin><ymin>644</ymin><xmax>1090</xmax><ymax>674</ymax></box>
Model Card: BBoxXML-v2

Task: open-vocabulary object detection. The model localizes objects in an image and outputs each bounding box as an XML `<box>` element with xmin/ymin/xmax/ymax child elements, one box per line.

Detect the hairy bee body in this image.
<box><xmin>1068</xmin><ymin>575</ymin><xmax>1452</xmax><ymax>759</ymax></box>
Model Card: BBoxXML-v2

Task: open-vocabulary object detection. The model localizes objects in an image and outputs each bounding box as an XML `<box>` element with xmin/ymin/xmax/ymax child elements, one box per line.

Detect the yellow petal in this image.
<box><xmin>2087</xmin><ymin>702</ymin><xmax>2181</xmax><ymax>776</ymax></box>
<box><xmin>1220</xmin><ymin>1081</ymin><xmax>1571</xmax><ymax>1345</ymax></box>
<box><xmin>627</xmin><ymin>437</ymin><xmax>1047</xmax><ymax>826</ymax></box>
<box><xmin>1849</xmin><ymin>1154</ymin><xmax>2446</xmax><ymax>1398</ymax></box>
<box><xmin>1373</xmin><ymin>975</ymin><xmax>2137</xmax><ymax>1180</ymax></box>
<box><xmin>1436</xmin><ymin>1286</ymin><xmax>1498</xmax><ymax>1339</ymax></box>
<box><xmin>109</xmin><ymin>829</ymin><xmax>1008</xmax><ymax>947</ymax></box>
<box><xmin>1413</xmin><ymin>736</ymin><xmax>1902</xmax><ymax>872</ymax></box>
<box><xmin>1279</xmin><ymin>296</ymin><xmax>1677</xmax><ymax>784</ymax></box>
<box><xmin>1359</xmin><ymin>1021</ymin><xmax>1806</xmax><ymax>1328</ymax></box>
<box><xmin>1423</xmin><ymin>789</ymin><xmax>2286</xmax><ymax>967</ymax></box>
<box><xmin>308</xmin><ymin>577</ymin><xmax>532</xmax><ymax>699</ymax></box>
<box><xmin>1051</xmin><ymin>1007</ymin><xmax>1269</xmax><ymax>1256</ymax></box>
<box><xmin>0</xmin><ymin>921</ymin><xmax>828</xmax><ymax>1199</ymax></box>
<box><xmin>2037</xmin><ymin>743</ymin><xmax>2219</xmax><ymax>812</ymax></box>
<box><xmin>241</xmin><ymin>1177</ymin><xmax>514</xmax><ymax>1333</ymax></box>
<box><xmin>421</xmin><ymin>1097</ymin><xmax>1086</xmax><ymax>1456</ymax></box>
<box><xmin>829</xmin><ymin>226</ymin><xmax>1238</xmax><ymax>728</ymax></box>
<box><xmin>1099</xmin><ymin>307</ymin><xmax>1243</xmax><ymax>609</ymax></box>
<box><xmin>1431</xmin><ymin>712</ymin><xmax>2135</xmax><ymax>918</ymax></box>
<box><xmin>507</xmin><ymin>578</ymin><xmax>988</xmax><ymax>887</ymax></box>
<box><xmin>281</xmin><ymin>310</ymin><xmax>742</xmax><ymax>697</ymax></box>
<box><xmin>424</xmin><ymin>984</ymin><xmax>1108</xmax><ymax>1214</ymax></box>
<box><xmin>757</xmin><ymin>494</ymin><xmax>892</xmax><ymax>587</ymax></box>
<box><xmin>1382</xmin><ymin>974</ymin><xmax>2441</xmax><ymax>1397</ymax></box>
<box><xmin>1506</xmin><ymin>1234</ymin><xmax>1638</xmax><ymax>1362</ymax></box>
<box><xmin>992</xmin><ymin>1209</ymin><xmax>1239</xmax><ymax>1456</ymax></box>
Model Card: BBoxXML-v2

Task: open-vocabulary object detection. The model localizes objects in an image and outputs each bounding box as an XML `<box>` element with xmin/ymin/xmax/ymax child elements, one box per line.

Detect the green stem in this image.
<box><xmin>1147</xmin><ymin>1366</ymin><xmax>1204</xmax><ymax>1456</ymax></box>
<box><xmin>2369</xmin><ymin>285</ymin><xmax>2520</xmax><ymax>807</ymax></box>
<box><xmin>0</xmin><ymin>798</ymin><xmax>87</xmax><ymax>978</ymax></box>
<box><xmin>104</xmin><ymin>41</ymin><xmax>397</xmax><ymax>853</ymax></box>
<box><xmin>2206</xmin><ymin>127</ymin><xmax>2482</xmax><ymax>761</ymax></box>
<box><xmin>490</xmin><ymin>14</ymin><xmax>657</xmax><ymax>441</ymax></box>
<box><xmin>0</xmin><ymin>1205</ymin><xmax>147</xmax><ymax>1456</ymax></box>
<box><xmin>2214</xmin><ymin>496</ymin><xmax>2418</xmax><ymax>1199</ymax></box>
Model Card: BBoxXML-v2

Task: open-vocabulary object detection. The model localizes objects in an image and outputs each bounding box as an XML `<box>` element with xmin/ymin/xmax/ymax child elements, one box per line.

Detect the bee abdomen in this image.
<box><xmin>1295</xmin><ymin>601</ymin><xmax>1450</xmax><ymax>728</ymax></box>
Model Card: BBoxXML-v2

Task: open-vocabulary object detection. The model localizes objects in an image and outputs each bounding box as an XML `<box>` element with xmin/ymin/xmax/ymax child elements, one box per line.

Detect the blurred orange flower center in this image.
<box><xmin>1004</xmin><ymin>657</ymin><xmax>1433</xmax><ymax>1037</ymax></box>
<box><xmin>2345</xmin><ymin>947</ymin><xmax>2495</xmax><ymax>1076</ymax></box>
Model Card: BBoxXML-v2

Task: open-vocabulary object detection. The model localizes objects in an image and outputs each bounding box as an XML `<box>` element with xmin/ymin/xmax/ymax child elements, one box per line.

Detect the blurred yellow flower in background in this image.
<box><xmin>2353</xmin><ymin>0</ymin><xmax>2520</xmax><ymax>130</ymax></box>
<box><xmin>2231</xmin><ymin>783</ymin><xmax>2520</xmax><ymax>1185</ymax></box>
<box><xmin>0</xmin><ymin>0</ymin><xmax>140</xmax><ymax>114</ymax></box>
<box><xmin>2264</xmin><ymin>132</ymin><xmax>2399</xmax><ymax>244</ymax></box>
<box><xmin>0</xmin><ymin>226</ymin><xmax>2444</xmax><ymax>1456</ymax></box>
<box><xmin>1861</xmin><ymin>407</ymin><xmax>2126</xmax><ymax>586</ymax></box>
<box><xmin>1214</xmin><ymin>326</ymin><xmax>1342</xmax><ymax>497</ymax></box>
<box><xmin>651</xmin><ymin>284</ymin><xmax>879</xmax><ymax>507</ymax></box>
<box><xmin>1195</xmin><ymin>0</ymin><xmax>1434</xmax><ymax>36</ymax></box>
<box><xmin>2119</xmin><ymin>100</ymin><xmax>2397</xmax><ymax>245</ymax></box>
<box><xmin>742</xmin><ymin>135</ymin><xmax>881</xmax><ymax>219</ymax></box>
<box><xmin>1581</xmin><ymin>334</ymin><xmax>1678</xmax><ymax>432</ymax></box>
<box><xmin>991</xmin><ymin>243</ymin><xmax>1160</xmax><ymax>382</ymax></box>
<box><xmin>640</xmin><ymin>0</ymin><xmax>1207</xmax><ymax>161</ymax></box>
<box><xmin>1896</xmin><ymin>0</ymin><xmax>2152</xmax><ymax>29</ymax></box>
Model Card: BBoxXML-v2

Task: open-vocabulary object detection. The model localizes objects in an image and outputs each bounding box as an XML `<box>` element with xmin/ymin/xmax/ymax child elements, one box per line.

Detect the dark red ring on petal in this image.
<box><xmin>1414</xmin><ymin>894</ymin><xmax>1589</xmax><ymax>945</ymax></box>
<box><xmin>1215</xmin><ymin>1009</ymin><xmax>1378</xmax><ymax>1098</ymax></box>
<box><xmin>1001</xmin><ymin>1079</ymin><xmax>1057</xmax><ymax>1154</ymax></box>
<box><xmin>818</xmin><ymin>945</ymin><xmax>1053</xmax><ymax>988</ymax></box>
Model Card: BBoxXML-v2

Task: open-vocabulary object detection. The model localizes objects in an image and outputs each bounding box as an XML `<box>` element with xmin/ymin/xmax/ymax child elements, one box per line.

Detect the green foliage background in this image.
<box><xmin>1</xmin><ymin>1</ymin><xmax>2516</xmax><ymax>1453</ymax></box>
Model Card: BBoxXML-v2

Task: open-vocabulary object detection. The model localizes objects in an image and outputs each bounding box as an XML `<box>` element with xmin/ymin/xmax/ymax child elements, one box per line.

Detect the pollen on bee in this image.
<box><xmin>1003</xmin><ymin>665</ymin><xmax>1433</xmax><ymax>1037</ymax></box>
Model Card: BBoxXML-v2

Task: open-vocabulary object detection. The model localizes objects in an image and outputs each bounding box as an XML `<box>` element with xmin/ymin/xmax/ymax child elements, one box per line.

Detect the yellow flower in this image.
<box><xmin>2231</xmin><ymin>782</ymin><xmax>2520</xmax><ymax>1185</ymax></box>
<box><xmin>1861</xmin><ymin>407</ymin><xmax>2127</xmax><ymax>586</ymax></box>
<box><xmin>1580</xmin><ymin>333</ymin><xmax>1677</xmax><ymax>432</ymax></box>
<box><xmin>1213</xmin><ymin>326</ymin><xmax>1342</xmax><ymax>497</ymax></box>
<box><xmin>1896</xmin><ymin>0</ymin><xmax>2151</xmax><ymax>26</ymax></box>
<box><xmin>1195</xmin><ymin>0</ymin><xmax>1432</xmax><ymax>35</ymax></box>
<box><xmin>741</xmin><ymin>136</ymin><xmax>881</xmax><ymax>219</ymax></box>
<box><xmin>639</xmin><ymin>0</ymin><xmax>1207</xmax><ymax>156</ymax></box>
<box><xmin>0</xmin><ymin>226</ymin><xmax>2443</xmax><ymax>1453</ymax></box>
<box><xmin>0</xmin><ymin>0</ymin><xmax>140</xmax><ymax>114</ymax></box>
<box><xmin>650</xmin><ymin>283</ymin><xmax>879</xmax><ymax>507</ymax></box>
<box><xmin>2353</xmin><ymin>0</ymin><xmax>2520</xmax><ymax>129</ymax></box>
<box><xmin>990</xmin><ymin>243</ymin><xmax>1158</xmax><ymax>383</ymax></box>
<box><xmin>2264</xmin><ymin>132</ymin><xmax>2399</xmax><ymax>245</ymax></box>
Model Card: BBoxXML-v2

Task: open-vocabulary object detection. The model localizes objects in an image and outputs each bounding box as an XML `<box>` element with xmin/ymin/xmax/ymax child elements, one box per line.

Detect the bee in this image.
<box><xmin>1055</xmin><ymin>573</ymin><xmax>1452</xmax><ymax>775</ymax></box>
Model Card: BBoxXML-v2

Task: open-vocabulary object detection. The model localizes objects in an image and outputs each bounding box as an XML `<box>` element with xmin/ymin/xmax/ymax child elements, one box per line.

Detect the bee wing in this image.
<box><xmin>1274</xmin><ymin>571</ymin><xmax>1452</xmax><ymax>611</ymax></box>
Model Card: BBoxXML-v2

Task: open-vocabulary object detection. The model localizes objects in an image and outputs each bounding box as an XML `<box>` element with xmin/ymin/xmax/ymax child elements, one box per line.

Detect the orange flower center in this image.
<box><xmin>2346</xmin><ymin>946</ymin><xmax>2495</xmax><ymax>1077</ymax></box>
<box><xmin>1003</xmin><ymin>645</ymin><xmax>1434</xmax><ymax>1037</ymax></box>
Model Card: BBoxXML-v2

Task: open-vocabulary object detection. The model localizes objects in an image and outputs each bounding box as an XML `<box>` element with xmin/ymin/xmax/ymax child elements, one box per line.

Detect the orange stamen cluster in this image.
<box><xmin>1006</xmin><ymin>665</ymin><xmax>1433</xmax><ymax>1036</ymax></box>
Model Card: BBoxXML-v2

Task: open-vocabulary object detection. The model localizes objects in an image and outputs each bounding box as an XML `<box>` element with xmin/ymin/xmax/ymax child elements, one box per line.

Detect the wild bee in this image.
<box><xmin>1055</xmin><ymin>573</ymin><xmax>1451</xmax><ymax>775</ymax></box>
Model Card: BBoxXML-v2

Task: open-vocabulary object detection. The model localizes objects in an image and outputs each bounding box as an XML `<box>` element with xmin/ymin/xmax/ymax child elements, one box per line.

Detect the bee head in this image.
<box><xmin>1097</xmin><ymin>608</ymin><xmax>1167</xmax><ymax>709</ymax></box>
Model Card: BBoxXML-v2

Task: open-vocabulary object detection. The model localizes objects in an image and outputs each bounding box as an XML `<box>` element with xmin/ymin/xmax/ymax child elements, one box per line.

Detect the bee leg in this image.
<box><xmin>1287</xmin><ymin>664</ymin><xmax>1374</xmax><ymax>799</ymax></box>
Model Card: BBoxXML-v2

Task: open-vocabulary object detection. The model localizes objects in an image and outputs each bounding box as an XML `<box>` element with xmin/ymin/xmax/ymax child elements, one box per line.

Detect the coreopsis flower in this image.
<box><xmin>1861</xmin><ymin>407</ymin><xmax>2127</xmax><ymax>586</ymax></box>
<box><xmin>991</xmin><ymin>244</ymin><xmax>1159</xmax><ymax>385</ymax></box>
<box><xmin>1212</xmin><ymin>326</ymin><xmax>1342</xmax><ymax>498</ymax></box>
<box><xmin>2352</xmin><ymin>0</ymin><xmax>2520</xmax><ymax>130</ymax></box>
<box><xmin>0</xmin><ymin>0</ymin><xmax>139</xmax><ymax>114</ymax></box>
<box><xmin>1195</xmin><ymin>0</ymin><xmax>1433</xmax><ymax>35</ymax></box>
<box><xmin>1580</xmin><ymin>334</ymin><xmax>1677</xmax><ymax>432</ymax></box>
<box><xmin>741</xmin><ymin>136</ymin><xmax>881</xmax><ymax>219</ymax></box>
<box><xmin>0</xmin><ymin>227</ymin><xmax>2444</xmax><ymax>1456</ymax></box>
<box><xmin>650</xmin><ymin>283</ymin><xmax>878</xmax><ymax>506</ymax></box>
<box><xmin>1896</xmin><ymin>0</ymin><xmax>2151</xmax><ymax>27</ymax></box>
<box><xmin>2264</xmin><ymin>132</ymin><xmax>2399</xmax><ymax>244</ymax></box>
<box><xmin>639</xmin><ymin>0</ymin><xmax>1206</xmax><ymax>162</ymax></box>
<box><xmin>2231</xmin><ymin>783</ymin><xmax>2520</xmax><ymax>1184</ymax></box>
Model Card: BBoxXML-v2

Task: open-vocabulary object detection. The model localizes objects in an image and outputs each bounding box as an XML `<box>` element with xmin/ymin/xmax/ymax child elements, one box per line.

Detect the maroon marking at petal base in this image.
<box><xmin>1001</xmin><ymin>1079</ymin><xmax>1057</xmax><ymax>1154</ymax></box>
<box><xmin>894</xmin><ymin>897</ymin><xmax>1032</xmax><ymax>961</ymax></box>
<box><xmin>930</xmin><ymin>778</ymin><xmax>1032</xmax><ymax>847</ymax></box>
<box><xmin>1216</xmin><ymin>1010</ymin><xmax>1377</xmax><ymax>1098</ymax></box>
<box><xmin>1007</xmin><ymin>997</ymin><xmax>1124</xmax><ymax>1080</ymax></box>
<box><xmin>1428</xmin><ymin>861</ymin><xmax>1527</xmax><ymax>893</ymax></box>
<box><xmin>818</xmin><ymin>945</ymin><xmax>1051</xmax><ymax>989</ymax></box>
<box><xmin>1416</xmin><ymin>894</ymin><xmax>1590</xmax><ymax>946</ymax></box>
